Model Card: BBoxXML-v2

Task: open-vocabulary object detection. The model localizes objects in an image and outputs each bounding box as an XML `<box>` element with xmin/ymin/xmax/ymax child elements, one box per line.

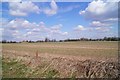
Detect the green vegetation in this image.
<box><xmin>2</xmin><ymin>58</ymin><xmax>29</xmax><ymax>78</ymax></box>
<box><xmin>2</xmin><ymin>57</ymin><xmax>59</xmax><ymax>78</ymax></box>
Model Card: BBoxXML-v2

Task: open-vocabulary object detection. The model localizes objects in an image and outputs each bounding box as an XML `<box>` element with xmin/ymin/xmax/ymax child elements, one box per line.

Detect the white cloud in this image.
<box><xmin>3</xmin><ymin>18</ymin><xmax>68</xmax><ymax>41</ymax></box>
<box><xmin>6</xmin><ymin>18</ymin><xmax>34</xmax><ymax>30</ymax></box>
<box><xmin>90</xmin><ymin>21</ymin><xmax>111</xmax><ymax>27</ymax></box>
<box><xmin>12</xmin><ymin>30</ymin><xmax>19</xmax><ymax>36</ymax></box>
<box><xmin>62</xmin><ymin>32</ymin><xmax>68</xmax><ymax>35</ymax></box>
<box><xmin>0</xmin><ymin>18</ymin><xmax>9</xmax><ymax>26</ymax></box>
<box><xmin>95</xmin><ymin>27</ymin><xmax>112</xmax><ymax>32</ymax></box>
<box><xmin>73</xmin><ymin>24</ymin><xmax>112</xmax><ymax>33</ymax></box>
<box><xmin>0</xmin><ymin>28</ymin><xmax>4</xmax><ymax>31</ymax></box>
<box><xmin>43</xmin><ymin>0</ymin><xmax>58</xmax><ymax>15</ymax></box>
<box><xmin>79</xmin><ymin>0</ymin><xmax>118</xmax><ymax>33</ymax></box>
<box><xmin>50</xmin><ymin>24</ymin><xmax>68</xmax><ymax>36</ymax></box>
<box><xmin>103</xmin><ymin>18</ymin><xmax>118</xmax><ymax>22</ymax></box>
<box><xmin>50</xmin><ymin>24</ymin><xmax>62</xmax><ymax>30</ymax></box>
<box><xmin>74</xmin><ymin>25</ymin><xmax>86</xmax><ymax>31</ymax></box>
<box><xmin>106</xmin><ymin>0</ymin><xmax>120</xmax><ymax>2</ymax></box>
<box><xmin>9</xmin><ymin>1</ymin><xmax>40</xmax><ymax>16</ymax></box>
<box><xmin>3</xmin><ymin>18</ymin><xmax>38</xmax><ymax>40</ymax></box>
<box><xmin>2</xmin><ymin>0</ymin><xmax>21</xmax><ymax>2</ymax></box>
<box><xmin>59</xmin><ymin>5</ymin><xmax>80</xmax><ymax>13</ymax></box>
<box><xmin>79</xmin><ymin>0</ymin><xmax>118</xmax><ymax>21</ymax></box>
<box><xmin>32</xmin><ymin>28</ymin><xmax>40</xmax><ymax>32</ymax></box>
<box><xmin>9</xmin><ymin>0</ymin><xmax>58</xmax><ymax>16</ymax></box>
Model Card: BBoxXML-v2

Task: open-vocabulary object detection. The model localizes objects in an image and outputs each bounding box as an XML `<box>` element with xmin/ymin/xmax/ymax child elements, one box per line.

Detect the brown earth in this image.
<box><xmin>2</xmin><ymin>49</ymin><xmax>118</xmax><ymax>78</ymax></box>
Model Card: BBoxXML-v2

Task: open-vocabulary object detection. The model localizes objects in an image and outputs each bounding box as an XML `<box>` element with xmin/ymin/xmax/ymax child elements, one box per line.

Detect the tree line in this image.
<box><xmin>63</xmin><ymin>37</ymin><xmax>120</xmax><ymax>42</ymax></box>
<box><xmin>1</xmin><ymin>37</ymin><xmax>120</xmax><ymax>43</ymax></box>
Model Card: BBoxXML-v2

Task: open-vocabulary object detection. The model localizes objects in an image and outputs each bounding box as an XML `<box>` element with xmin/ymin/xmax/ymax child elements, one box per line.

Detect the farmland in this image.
<box><xmin>2</xmin><ymin>41</ymin><xmax>119</xmax><ymax>78</ymax></box>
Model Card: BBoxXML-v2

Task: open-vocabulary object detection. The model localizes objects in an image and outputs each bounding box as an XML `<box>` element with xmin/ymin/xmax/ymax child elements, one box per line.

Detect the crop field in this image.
<box><xmin>2</xmin><ymin>41</ymin><xmax>119</xmax><ymax>78</ymax></box>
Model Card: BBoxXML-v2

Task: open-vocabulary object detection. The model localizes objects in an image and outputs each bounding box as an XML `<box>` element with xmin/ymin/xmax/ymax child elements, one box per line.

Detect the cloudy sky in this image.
<box><xmin>1</xmin><ymin>0</ymin><xmax>118</xmax><ymax>41</ymax></box>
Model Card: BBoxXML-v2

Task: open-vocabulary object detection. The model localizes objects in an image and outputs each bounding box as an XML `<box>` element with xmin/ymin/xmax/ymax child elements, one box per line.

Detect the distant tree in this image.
<box><xmin>2</xmin><ymin>40</ymin><xmax>7</xmax><ymax>43</ymax></box>
<box><xmin>53</xmin><ymin>39</ymin><xmax>56</xmax><ymax>42</ymax></box>
<box><xmin>45</xmin><ymin>37</ymin><xmax>49</xmax><ymax>42</ymax></box>
<box><xmin>103</xmin><ymin>37</ymin><xmax>107</xmax><ymax>41</ymax></box>
<box><xmin>26</xmin><ymin>40</ymin><xmax>29</xmax><ymax>42</ymax></box>
<box><xmin>59</xmin><ymin>40</ymin><xmax>64</xmax><ymax>42</ymax></box>
<box><xmin>10</xmin><ymin>41</ymin><xmax>13</xmax><ymax>43</ymax></box>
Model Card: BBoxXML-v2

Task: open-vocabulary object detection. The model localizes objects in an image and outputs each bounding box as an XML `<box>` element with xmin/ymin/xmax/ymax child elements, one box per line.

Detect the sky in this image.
<box><xmin>0</xmin><ymin>0</ymin><xmax>119</xmax><ymax>41</ymax></box>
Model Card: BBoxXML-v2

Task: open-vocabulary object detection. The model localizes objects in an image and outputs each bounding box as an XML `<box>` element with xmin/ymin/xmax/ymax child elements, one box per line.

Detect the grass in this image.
<box><xmin>2</xmin><ymin>57</ymin><xmax>29</xmax><ymax>78</ymax></box>
<box><xmin>2</xmin><ymin>55</ymin><xmax>118</xmax><ymax>78</ymax></box>
<box><xmin>2</xmin><ymin>41</ymin><xmax>118</xmax><ymax>59</ymax></box>
<box><xmin>2</xmin><ymin>57</ymin><xmax>59</xmax><ymax>78</ymax></box>
<box><xmin>43</xmin><ymin>68</ymin><xmax>59</xmax><ymax>78</ymax></box>
<box><xmin>2</xmin><ymin>41</ymin><xmax>119</xmax><ymax>78</ymax></box>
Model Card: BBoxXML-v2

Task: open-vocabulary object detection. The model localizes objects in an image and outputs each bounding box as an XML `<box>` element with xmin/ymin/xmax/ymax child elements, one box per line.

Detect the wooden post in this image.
<box><xmin>36</xmin><ymin>50</ymin><xmax>38</xmax><ymax>59</ymax></box>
